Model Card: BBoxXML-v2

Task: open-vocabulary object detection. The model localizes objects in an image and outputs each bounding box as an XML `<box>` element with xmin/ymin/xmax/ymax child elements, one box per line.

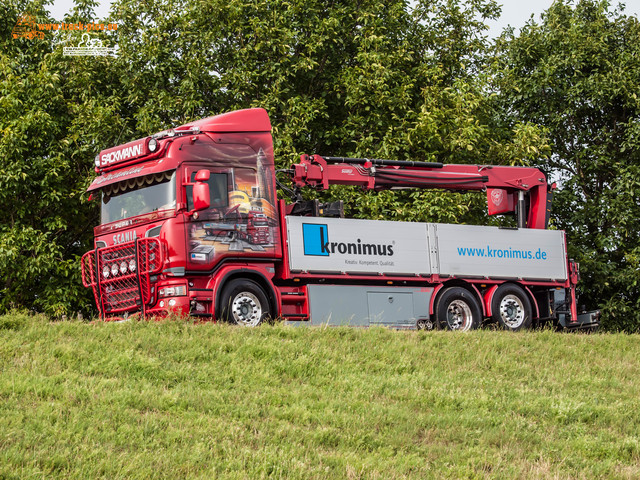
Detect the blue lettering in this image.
<box><xmin>456</xmin><ymin>245</ymin><xmax>549</xmax><ymax>262</ymax></box>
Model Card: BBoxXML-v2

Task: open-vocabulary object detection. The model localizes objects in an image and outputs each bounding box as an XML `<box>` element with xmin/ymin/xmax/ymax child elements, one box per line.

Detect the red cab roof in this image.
<box><xmin>89</xmin><ymin>108</ymin><xmax>272</xmax><ymax>190</ymax></box>
<box><xmin>177</xmin><ymin>108</ymin><xmax>271</xmax><ymax>133</ymax></box>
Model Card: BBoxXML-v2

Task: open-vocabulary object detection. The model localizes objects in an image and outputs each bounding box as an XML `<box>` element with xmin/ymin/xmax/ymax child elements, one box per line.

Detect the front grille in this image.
<box><xmin>81</xmin><ymin>238</ymin><xmax>163</xmax><ymax>316</ymax></box>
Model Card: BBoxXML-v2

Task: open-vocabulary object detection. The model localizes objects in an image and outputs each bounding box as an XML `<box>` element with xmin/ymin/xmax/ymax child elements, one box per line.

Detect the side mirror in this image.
<box><xmin>195</xmin><ymin>169</ymin><xmax>210</xmax><ymax>182</ymax></box>
<box><xmin>193</xmin><ymin>182</ymin><xmax>210</xmax><ymax>211</ymax></box>
<box><xmin>188</xmin><ymin>169</ymin><xmax>210</xmax><ymax>215</ymax></box>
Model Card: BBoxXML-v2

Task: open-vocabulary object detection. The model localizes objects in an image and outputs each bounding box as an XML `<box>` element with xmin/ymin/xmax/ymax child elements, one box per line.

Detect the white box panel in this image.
<box><xmin>434</xmin><ymin>224</ymin><xmax>567</xmax><ymax>281</ymax></box>
<box><xmin>286</xmin><ymin>216</ymin><xmax>430</xmax><ymax>275</ymax></box>
<box><xmin>286</xmin><ymin>216</ymin><xmax>568</xmax><ymax>281</ymax></box>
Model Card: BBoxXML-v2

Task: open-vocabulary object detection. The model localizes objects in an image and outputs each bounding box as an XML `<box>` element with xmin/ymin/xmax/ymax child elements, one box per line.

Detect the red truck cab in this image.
<box><xmin>82</xmin><ymin>108</ymin><xmax>281</xmax><ymax>320</ymax></box>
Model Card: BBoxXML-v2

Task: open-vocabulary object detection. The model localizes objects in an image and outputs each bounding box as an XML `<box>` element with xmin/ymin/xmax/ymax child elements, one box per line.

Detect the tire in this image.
<box><xmin>435</xmin><ymin>287</ymin><xmax>482</xmax><ymax>331</ymax></box>
<box><xmin>220</xmin><ymin>279</ymin><xmax>271</xmax><ymax>327</ymax></box>
<box><xmin>491</xmin><ymin>284</ymin><xmax>532</xmax><ymax>331</ymax></box>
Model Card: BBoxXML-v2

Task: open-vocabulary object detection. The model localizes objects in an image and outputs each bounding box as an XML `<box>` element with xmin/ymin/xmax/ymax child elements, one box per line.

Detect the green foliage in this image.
<box><xmin>4</xmin><ymin>0</ymin><xmax>632</xmax><ymax>326</ymax></box>
<box><xmin>2</xmin><ymin>318</ymin><xmax>640</xmax><ymax>478</ymax></box>
<box><xmin>1</xmin><ymin>0</ymin><xmax>534</xmax><ymax>317</ymax></box>
<box><xmin>3</xmin><ymin>3</ymin><xmax>137</xmax><ymax>316</ymax></box>
<box><xmin>0</xmin><ymin>0</ymin><xmax>130</xmax><ymax>316</ymax></box>
<box><xmin>109</xmin><ymin>0</ymin><xmax>550</xmax><ymax>224</ymax></box>
<box><xmin>108</xmin><ymin>0</ymin><xmax>508</xmax><ymax>160</ymax></box>
<box><xmin>494</xmin><ymin>0</ymin><xmax>640</xmax><ymax>330</ymax></box>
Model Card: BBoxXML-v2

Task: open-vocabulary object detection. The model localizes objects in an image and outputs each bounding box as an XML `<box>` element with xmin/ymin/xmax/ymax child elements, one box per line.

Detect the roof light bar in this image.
<box><xmin>152</xmin><ymin>126</ymin><xmax>200</xmax><ymax>140</ymax></box>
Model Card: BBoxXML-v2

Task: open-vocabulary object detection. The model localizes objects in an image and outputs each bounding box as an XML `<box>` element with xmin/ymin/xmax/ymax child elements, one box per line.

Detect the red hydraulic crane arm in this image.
<box><xmin>290</xmin><ymin>155</ymin><xmax>552</xmax><ymax>229</ymax></box>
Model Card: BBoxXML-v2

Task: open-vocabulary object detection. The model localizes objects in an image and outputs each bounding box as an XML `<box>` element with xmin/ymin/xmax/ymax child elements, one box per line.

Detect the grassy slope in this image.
<box><xmin>0</xmin><ymin>312</ymin><xmax>639</xmax><ymax>479</ymax></box>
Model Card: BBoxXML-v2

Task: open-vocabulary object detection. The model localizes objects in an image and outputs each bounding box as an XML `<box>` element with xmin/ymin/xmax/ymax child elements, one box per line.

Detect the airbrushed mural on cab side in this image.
<box><xmin>187</xmin><ymin>149</ymin><xmax>279</xmax><ymax>267</ymax></box>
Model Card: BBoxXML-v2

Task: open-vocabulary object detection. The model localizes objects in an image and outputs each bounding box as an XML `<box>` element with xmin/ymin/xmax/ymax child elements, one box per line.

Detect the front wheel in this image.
<box><xmin>435</xmin><ymin>287</ymin><xmax>482</xmax><ymax>331</ymax></box>
<box><xmin>491</xmin><ymin>284</ymin><xmax>532</xmax><ymax>331</ymax></box>
<box><xmin>220</xmin><ymin>279</ymin><xmax>271</xmax><ymax>327</ymax></box>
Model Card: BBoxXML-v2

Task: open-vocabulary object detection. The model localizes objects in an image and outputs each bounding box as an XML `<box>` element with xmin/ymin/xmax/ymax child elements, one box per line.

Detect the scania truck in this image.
<box><xmin>81</xmin><ymin>108</ymin><xmax>599</xmax><ymax>331</ymax></box>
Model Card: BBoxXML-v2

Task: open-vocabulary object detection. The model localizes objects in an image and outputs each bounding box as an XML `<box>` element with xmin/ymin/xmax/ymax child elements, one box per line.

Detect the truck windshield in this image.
<box><xmin>101</xmin><ymin>171</ymin><xmax>176</xmax><ymax>224</ymax></box>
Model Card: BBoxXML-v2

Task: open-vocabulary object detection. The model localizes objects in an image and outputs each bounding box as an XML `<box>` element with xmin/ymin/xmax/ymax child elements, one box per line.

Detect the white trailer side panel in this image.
<box><xmin>286</xmin><ymin>216</ymin><xmax>568</xmax><ymax>281</ymax></box>
<box><xmin>434</xmin><ymin>224</ymin><xmax>567</xmax><ymax>281</ymax></box>
<box><xmin>286</xmin><ymin>216</ymin><xmax>431</xmax><ymax>275</ymax></box>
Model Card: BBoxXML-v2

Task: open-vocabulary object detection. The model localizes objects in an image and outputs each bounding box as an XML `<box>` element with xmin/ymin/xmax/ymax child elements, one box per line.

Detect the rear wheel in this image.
<box><xmin>491</xmin><ymin>284</ymin><xmax>532</xmax><ymax>331</ymax></box>
<box><xmin>220</xmin><ymin>279</ymin><xmax>271</xmax><ymax>327</ymax></box>
<box><xmin>435</xmin><ymin>287</ymin><xmax>482</xmax><ymax>331</ymax></box>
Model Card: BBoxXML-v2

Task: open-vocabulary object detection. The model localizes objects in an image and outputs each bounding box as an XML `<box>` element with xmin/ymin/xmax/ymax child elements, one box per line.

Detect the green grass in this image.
<box><xmin>1</xmin><ymin>312</ymin><xmax>639</xmax><ymax>479</ymax></box>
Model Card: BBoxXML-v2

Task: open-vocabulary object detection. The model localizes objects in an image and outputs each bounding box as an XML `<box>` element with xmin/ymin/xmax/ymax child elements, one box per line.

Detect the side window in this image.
<box><xmin>186</xmin><ymin>172</ymin><xmax>229</xmax><ymax>210</ymax></box>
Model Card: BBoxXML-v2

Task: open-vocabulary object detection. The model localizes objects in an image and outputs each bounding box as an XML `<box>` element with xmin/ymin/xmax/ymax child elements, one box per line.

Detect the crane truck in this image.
<box><xmin>81</xmin><ymin>108</ymin><xmax>600</xmax><ymax>331</ymax></box>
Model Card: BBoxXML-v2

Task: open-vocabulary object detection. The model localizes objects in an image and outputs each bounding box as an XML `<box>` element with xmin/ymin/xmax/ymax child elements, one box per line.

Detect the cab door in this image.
<box><xmin>183</xmin><ymin>164</ymin><xmax>232</xmax><ymax>271</ymax></box>
<box><xmin>183</xmin><ymin>154</ymin><xmax>280</xmax><ymax>271</ymax></box>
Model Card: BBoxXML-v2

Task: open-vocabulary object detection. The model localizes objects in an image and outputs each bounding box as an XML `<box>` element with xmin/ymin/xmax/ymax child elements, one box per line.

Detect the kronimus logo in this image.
<box><xmin>302</xmin><ymin>223</ymin><xmax>394</xmax><ymax>257</ymax></box>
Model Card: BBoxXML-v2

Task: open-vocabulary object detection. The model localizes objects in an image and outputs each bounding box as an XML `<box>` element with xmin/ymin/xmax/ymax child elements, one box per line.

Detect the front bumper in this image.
<box><xmin>81</xmin><ymin>238</ymin><xmax>163</xmax><ymax>318</ymax></box>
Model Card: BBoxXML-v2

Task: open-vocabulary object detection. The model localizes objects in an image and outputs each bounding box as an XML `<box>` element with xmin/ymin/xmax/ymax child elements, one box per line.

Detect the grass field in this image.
<box><xmin>1</xmin><ymin>312</ymin><xmax>639</xmax><ymax>479</ymax></box>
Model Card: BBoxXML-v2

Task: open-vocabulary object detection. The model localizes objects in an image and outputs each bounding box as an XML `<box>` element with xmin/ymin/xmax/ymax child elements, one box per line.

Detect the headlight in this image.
<box><xmin>120</xmin><ymin>261</ymin><xmax>128</xmax><ymax>274</ymax></box>
<box><xmin>102</xmin><ymin>265</ymin><xmax>110</xmax><ymax>278</ymax></box>
<box><xmin>111</xmin><ymin>264</ymin><xmax>119</xmax><ymax>277</ymax></box>
<box><xmin>129</xmin><ymin>259</ymin><xmax>136</xmax><ymax>272</ymax></box>
<box><xmin>148</xmin><ymin>137</ymin><xmax>158</xmax><ymax>152</ymax></box>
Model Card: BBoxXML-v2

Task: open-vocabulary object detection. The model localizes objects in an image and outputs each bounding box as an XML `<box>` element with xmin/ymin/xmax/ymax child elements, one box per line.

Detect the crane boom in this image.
<box><xmin>290</xmin><ymin>154</ymin><xmax>552</xmax><ymax>229</ymax></box>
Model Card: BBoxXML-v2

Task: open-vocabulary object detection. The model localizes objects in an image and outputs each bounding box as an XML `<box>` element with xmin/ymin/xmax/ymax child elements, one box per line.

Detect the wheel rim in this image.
<box><xmin>446</xmin><ymin>300</ymin><xmax>473</xmax><ymax>331</ymax></box>
<box><xmin>499</xmin><ymin>294</ymin><xmax>525</xmax><ymax>329</ymax></box>
<box><xmin>230</xmin><ymin>291</ymin><xmax>262</xmax><ymax>326</ymax></box>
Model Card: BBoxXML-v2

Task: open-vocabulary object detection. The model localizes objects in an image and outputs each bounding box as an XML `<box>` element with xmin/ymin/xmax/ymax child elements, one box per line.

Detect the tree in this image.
<box><xmin>493</xmin><ymin>0</ymin><xmax>640</xmax><ymax>330</ymax></box>
<box><xmin>112</xmin><ymin>0</ymin><xmax>550</xmax><ymax>221</ymax></box>
<box><xmin>0</xmin><ymin>0</ymin><xmax>128</xmax><ymax>316</ymax></box>
<box><xmin>1</xmin><ymin>0</ymin><xmax>547</xmax><ymax>317</ymax></box>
